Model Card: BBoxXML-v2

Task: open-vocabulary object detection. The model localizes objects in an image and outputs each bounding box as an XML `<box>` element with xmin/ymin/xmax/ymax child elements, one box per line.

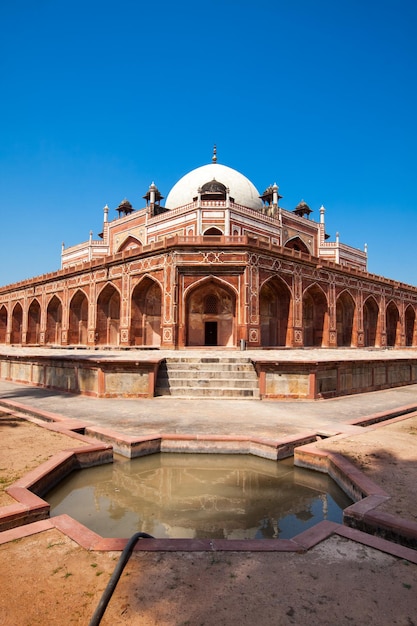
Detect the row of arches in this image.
<box><xmin>0</xmin><ymin>277</ymin><xmax>415</xmax><ymax>348</ymax></box>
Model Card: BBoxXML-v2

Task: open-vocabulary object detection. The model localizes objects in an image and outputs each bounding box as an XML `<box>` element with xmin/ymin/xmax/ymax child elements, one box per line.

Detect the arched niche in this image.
<box><xmin>363</xmin><ymin>296</ymin><xmax>379</xmax><ymax>347</ymax></box>
<box><xmin>203</xmin><ymin>227</ymin><xmax>223</xmax><ymax>236</ymax></box>
<box><xmin>68</xmin><ymin>290</ymin><xmax>88</xmax><ymax>345</ymax></box>
<box><xmin>303</xmin><ymin>284</ymin><xmax>328</xmax><ymax>347</ymax></box>
<box><xmin>284</xmin><ymin>236</ymin><xmax>310</xmax><ymax>254</ymax></box>
<box><xmin>185</xmin><ymin>279</ymin><xmax>236</xmax><ymax>347</ymax></box>
<box><xmin>336</xmin><ymin>291</ymin><xmax>356</xmax><ymax>347</ymax></box>
<box><xmin>386</xmin><ymin>301</ymin><xmax>400</xmax><ymax>347</ymax></box>
<box><xmin>130</xmin><ymin>277</ymin><xmax>162</xmax><ymax>347</ymax></box>
<box><xmin>405</xmin><ymin>305</ymin><xmax>416</xmax><ymax>347</ymax></box>
<box><xmin>46</xmin><ymin>296</ymin><xmax>62</xmax><ymax>345</ymax></box>
<box><xmin>96</xmin><ymin>284</ymin><xmax>121</xmax><ymax>345</ymax></box>
<box><xmin>27</xmin><ymin>299</ymin><xmax>41</xmax><ymax>344</ymax></box>
<box><xmin>259</xmin><ymin>277</ymin><xmax>291</xmax><ymax>346</ymax></box>
<box><xmin>11</xmin><ymin>302</ymin><xmax>23</xmax><ymax>344</ymax></box>
<box><xmin>117</xmin><ymin>236</ymin><xmax>142</xmax><ymax>253</ymax></box>
<box><xmin>0</xmin><ymin>305</ymin><xmax>7</xmax><ymax>344</ymax></box>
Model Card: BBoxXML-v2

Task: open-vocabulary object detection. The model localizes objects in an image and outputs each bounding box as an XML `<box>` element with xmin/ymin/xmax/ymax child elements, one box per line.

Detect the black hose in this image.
<box><xmin>89</xmin><ymin>531</ymin><xmax>154</xmax><ymax>626</ymax></box>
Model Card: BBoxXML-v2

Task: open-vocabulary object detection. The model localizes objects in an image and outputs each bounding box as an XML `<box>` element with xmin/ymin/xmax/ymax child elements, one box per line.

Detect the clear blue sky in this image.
<box><xmin>1</xmin><ymin>0</ymin><xmax>416</xmax><ymax>286</ymax></box>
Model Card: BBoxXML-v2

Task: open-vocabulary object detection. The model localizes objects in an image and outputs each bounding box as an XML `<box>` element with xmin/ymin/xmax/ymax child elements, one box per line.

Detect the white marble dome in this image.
<box><xmin>165</xmin><ymin>162</ymin><xmax>263</xmax><ymax>211</ymax></box>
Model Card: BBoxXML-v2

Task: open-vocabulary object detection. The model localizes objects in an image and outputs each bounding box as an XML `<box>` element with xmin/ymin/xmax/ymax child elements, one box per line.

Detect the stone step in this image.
<box><xmin>161</xmin><ymin>362</ymin><xmax>256</xmax><ymax>372</ymax></box>
<box><xmin>157</xmin><ymin>376</ymin><xmax>259</xmax><ymax>389</ymax></box>
<box><xmin>156</xmin><ymin>386</ymin><xmax>260</xmax><ymax>399</ymax></box>
<box><xmin>157</xmin><ymin>369</ymin><xmax>257</xmax><ymax>380</ymax></box>
<box><xmin>155</xmin><ymin>356</ymin><xmax>260</xmax><ymax>399</ymax></box>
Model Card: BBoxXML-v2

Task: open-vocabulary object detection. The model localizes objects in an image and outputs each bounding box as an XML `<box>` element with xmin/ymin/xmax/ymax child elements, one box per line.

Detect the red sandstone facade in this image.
<box><xmin>0</xmin><ymin>154</ymin><xmax>416</xmax><ymax>349</ymax></box>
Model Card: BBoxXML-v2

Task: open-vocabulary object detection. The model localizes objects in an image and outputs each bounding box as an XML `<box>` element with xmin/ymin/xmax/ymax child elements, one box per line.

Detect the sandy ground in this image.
<box><xmin>0</xmin><ymin>410</ymin><xmax>416</xmax><ymax>625</ymax></box>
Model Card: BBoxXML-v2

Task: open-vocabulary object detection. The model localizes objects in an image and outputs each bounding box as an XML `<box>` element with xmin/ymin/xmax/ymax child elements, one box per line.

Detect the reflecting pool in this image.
<box><xmin>47</xmin><ymin>453</ymin><xmax>352</xmax><ymax>539</ymax></box>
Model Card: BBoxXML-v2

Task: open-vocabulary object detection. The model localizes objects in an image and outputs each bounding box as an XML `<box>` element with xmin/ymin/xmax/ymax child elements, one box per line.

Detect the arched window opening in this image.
<box><xmin>204</xmin><ymin>294</ymin><xmax>218</xmax><ymax>315</ymax></box>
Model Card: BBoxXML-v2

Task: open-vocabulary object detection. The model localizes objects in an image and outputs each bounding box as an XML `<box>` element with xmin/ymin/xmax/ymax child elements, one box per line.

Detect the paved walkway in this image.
<box><xmin>1</xmin><ymin>377</ymin><xmax>417</xmax><ymax>441</ymax></box>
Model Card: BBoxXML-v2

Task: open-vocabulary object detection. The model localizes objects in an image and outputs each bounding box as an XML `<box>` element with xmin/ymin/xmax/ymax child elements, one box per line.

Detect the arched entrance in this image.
<box><xmin>11</xmin><ymin>303</ymin><xmax>23</xmax><ymax>344</ymax></box>
<box><xmin>405</xmin><ymin>305</ymin><xmax>416</xmax><ymax>347</ymax></box>
<box><xmin>259</xmin><ymin>278</ymin><xmax>291</xmax><ymax>346</ymax></box>
<box><xmin>386</xmin><ymin>301</ymin><xmax>400</xmax><ymax>347</ymax></box>
<box><xmin>130</xmin><ymin>278</ymin><xmax>162</xmax><ymax>346</ymax></box>
<box><xmin>0</xmin><ymin>306</ymin><xmax>7</xmax><ymax>344</ymax></box>
<box><xmin>96</xmin><ymin>284</ymin><xmax>120</xmax><ymax>345</ymax></box>
<box><xmin>68</xmin><ymin>290</ymin><xmax>88</xmax><ymax>345</ymax></box>
<box><xmin>363</xmin><ymin>297</ymin><xmax>379</xmax><ymax>347</ymax></box>
<box><xmin>46</xmin><ymin>296</ymin><xmax>62</xmax><ymax>345</ymax></box>
<box><xmin>303</xmin><ymin>285</ymin><xmax>328</xmax><ymax>347</ymax></box>
<box><xmin>186</xmin><ymin>280</ymin><xmax>235</xmax><ymax>347</ymax></box>
<box><xmin>336</xmin><ymin>291</ymin><xmax>356</xmax><ymax>347</ymax></box>
<box><xmin>27</xmin><ymin>299</ymin><xmax>41</xmax><ymax>344</ymax></box>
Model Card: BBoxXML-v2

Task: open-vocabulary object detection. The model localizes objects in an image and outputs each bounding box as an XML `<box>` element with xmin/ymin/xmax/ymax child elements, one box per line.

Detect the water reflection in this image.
<box><xmin>47</xmin><ymin>454</ymin><xmax>351</xmax><ymax>539</ymax></box>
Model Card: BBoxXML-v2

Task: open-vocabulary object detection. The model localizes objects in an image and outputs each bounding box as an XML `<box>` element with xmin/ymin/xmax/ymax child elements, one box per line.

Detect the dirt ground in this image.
<box><xmin>0</xmin><ymin>410</ymin><xmax>416</xmax><ymax>625</ymax></box>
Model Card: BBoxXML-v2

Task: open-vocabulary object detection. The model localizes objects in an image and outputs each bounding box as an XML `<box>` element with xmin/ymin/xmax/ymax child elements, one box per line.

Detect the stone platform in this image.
<box><xmin>0</xmin><ymin>346</ymin><xmax>417</xmax><ymax>399</ymax></box>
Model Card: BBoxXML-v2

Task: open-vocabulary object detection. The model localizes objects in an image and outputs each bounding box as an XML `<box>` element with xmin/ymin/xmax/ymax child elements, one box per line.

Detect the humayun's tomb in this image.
<box><xmin>0</xmin><ymin>148</ymin><xmax>416</xmax><ymax>400</ymax></box>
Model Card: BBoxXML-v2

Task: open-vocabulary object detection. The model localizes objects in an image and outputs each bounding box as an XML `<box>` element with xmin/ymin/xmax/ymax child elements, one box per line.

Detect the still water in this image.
<box><xmin>47</xmin><ymin>453</ymin><xmax>352</xmax><ymax>540</ymax></box>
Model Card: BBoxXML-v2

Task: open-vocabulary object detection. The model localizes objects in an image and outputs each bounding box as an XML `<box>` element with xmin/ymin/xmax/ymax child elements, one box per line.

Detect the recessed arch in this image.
<box><xmin>303</xmin><ymin>284</ymin><xmax>328</xmax><ymax>347</ymax></box>
<box><xmin>68</xmin><ymin>290</ymin><xmax>88</xmax><ymax>345</ymax></box>
<box><xmin>386</xmin><ymin>300</ymin><xmax>400</xmax><ymax>347</ymax></box>
<box><xmin>117</xmin><ymin>235</ymin><xmax>143</xmax><ymax>253</ymax></box>
<box><xmin>284</xmin><ymin>236</ymin><xmax>310</xmax><ymax>254</ymax></box>
<box><xmin>27</xmin><ymin>299</ymin><xmax>41</xmax><ymax>344</ymax></box>
<box><xmin>0</xmin><ymin>305</ymin><xmax>8</xmax><ymax>344</ymax></box>
<box><xmin>46</xmin><ymin>295</ymin><xmax>62</xmax><ymax>345</ymax></box>
<box><xmin>259</xmin><ymin>277</ymin><xmax>291</xmax><ymax>346</ymax></box>
<box><xmin>130</xmin><ymin>277</ymin><xmax>162</xmax><ymax>346</ymax></box>
<box><xmin>96</xmin><ymin>284</ymin><xmax>121</xmax><ymax>345</ymax></box>
<box><xmin>203</xmin><ymin>227</ymin><xmax>223</xmax><ymax>236</ymax></box>
<box><xmin>185</xmin><ymin>277</ymin><xmax>236</xmax><ymax>347</ymax></box>
<box><xmin>11</xmin><ymin>302</ymin><xmax>23</xmax><ymax>344</ymax></box>
<box><xmin>363</xmin><ymin>296</ymin><xmax>379</xmax><ymax>347</ymax></box>
<box><xmin>405</xmin><ymin>305</ymin><xmax>416</xmax><ymax>347</ymax></box>
<box><xmin>336</xmin><ymin>291</ymin><xmax>356</xmax><ymax>347</ymax></box>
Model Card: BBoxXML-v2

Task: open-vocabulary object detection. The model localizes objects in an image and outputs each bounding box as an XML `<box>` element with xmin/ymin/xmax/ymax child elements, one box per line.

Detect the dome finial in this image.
<box><xmin>212</xmin><ymin>145</ymin><xmax>217</xmax><ymax>163</ymax></box>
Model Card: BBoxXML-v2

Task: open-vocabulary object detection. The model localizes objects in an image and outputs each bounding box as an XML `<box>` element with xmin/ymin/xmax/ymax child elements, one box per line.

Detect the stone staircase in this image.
<box><xmin>155</xmin><ymin>356</ymin><xmax>260</xmax><ymax>399</ymax></box>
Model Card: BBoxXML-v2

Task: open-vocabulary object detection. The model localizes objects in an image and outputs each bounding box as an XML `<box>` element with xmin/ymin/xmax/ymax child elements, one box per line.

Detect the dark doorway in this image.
<box><xmin>205</xmin><ymin>321</ymin><xmax>217</xmax><ymax>346</ymax></box>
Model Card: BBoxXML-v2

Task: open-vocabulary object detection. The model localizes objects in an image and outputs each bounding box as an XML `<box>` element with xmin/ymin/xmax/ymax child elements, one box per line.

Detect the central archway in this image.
<box><xmin>185</xmin><ymin>279</ymin><xmax>236</xmax><ymax>347</ymax></box>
